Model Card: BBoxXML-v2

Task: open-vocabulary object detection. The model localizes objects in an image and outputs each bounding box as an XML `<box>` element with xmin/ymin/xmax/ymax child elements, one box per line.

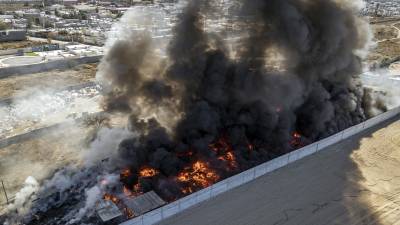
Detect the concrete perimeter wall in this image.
<box><xmin>0</xmin><ymin>55</ymin><xmax>102</xmax><ymax>78</ymax></box>
<box><xmin>120</xmin><ymin>106</ymin><xmax>400</xmax><ymax>225</ymax></box>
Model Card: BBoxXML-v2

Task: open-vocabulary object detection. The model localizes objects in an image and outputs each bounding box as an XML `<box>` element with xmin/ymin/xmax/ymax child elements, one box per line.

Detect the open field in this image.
<box><xmin>0</xmin><ymin>63</ymin><xmax>97</xmax><ymax>100</ymax></box>
<box><xmin>0</xmin><ymin>112</ymin><xmax>128</xmax><ymax>211</ymax></box>
<box><xmin>368</xmin><ymin>17</ymin><xmax>400</xmax><ymax>67</ymax></box>
<box><xmin>0</xmin><ymin>41</ymin><xmax>47</xmax><ymax>51</ymax></box>
<box><xmin>159</xmin><ymin>116</ymin><xmax>400</xmax><ymax>225</ymax></box>
<box><xmin>373</xmin><ymin>25</ymin><xmax>398</xmax><ymax>41</ymax></box>
<box><xmin>0</xmin><ymin>124</ymin><xmax>87</xmax><ymax>202</ymax></box>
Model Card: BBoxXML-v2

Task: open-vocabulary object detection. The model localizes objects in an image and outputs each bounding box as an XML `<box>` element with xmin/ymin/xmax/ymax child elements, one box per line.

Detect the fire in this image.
<box><xmin>209</xmin><ymin>136</ymin><xmax>233</xmax><ymax>153</ymax></box>
<box><xmin>104</xmin><ymin>193</ymin><xmax>135</xmax><ymax>219</ymax></box>
<box><xmin>218</xmin><ymin>151</ymin><xmax>238</xmax><ymax>170</ymax></box>
<box><xmin>209</xmin><ymin>136</ymin><xmax>238</xmax><ymax>171</ymax></box>
<box><xmin>177</xmin><ymin>161</ymin><xmax>220</xmax><ymax>194</ymax></box>
<box><xmin>293</xmin><ymin>132</ymin><xmax>301</xmax><ymax>139</ymax></box>
<box><xmin>120</xmin><ymin>168</ymin><xmax>132</xmax><ymax>179</ymax></box>
<box><xmin>139</xmin><ymin>167</ymin><xmax>159</xmax><ymax>178</ymax></box>
<box><xmin>248</xmin><ymin>143</ymin><xmax>254</xmax><ymax>151</ymax></box>
<box><xmin>103</xmin><ymin>193</ymin><xmax>120</xmax><ymax>204</ymax></box>
<box><xmin>290</xmin><ymin>131</ymin><xmax>303</xmax><ymax>148</ymax></box>
<box><xmin>123</xmin><ymin>186</ymin><xmax>134</xmax><ymax>197</ymax></box>
<box><xmin>124</xmin><ymin>207</ymin><xmax>135</xmax><ymax>219</ymax></box>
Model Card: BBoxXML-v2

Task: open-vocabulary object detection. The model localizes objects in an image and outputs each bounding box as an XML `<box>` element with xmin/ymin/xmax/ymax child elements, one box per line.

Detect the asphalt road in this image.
<box><xmin>158</xmin><ymin>116</ymin><xmax>400</xmax><ymax>225</ymax></box>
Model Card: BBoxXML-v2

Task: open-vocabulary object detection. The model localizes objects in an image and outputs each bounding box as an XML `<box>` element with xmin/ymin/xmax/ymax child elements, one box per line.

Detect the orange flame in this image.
<box><xmin>120</xmin><ymin>168</ymin><xmax>132</xmax><ymax>179</ymax></box>
<box><xmin>218</xmin><ymin>151</ymin><xmax>238</xmax><ymax>170</ymax></box>
<box><xmin>104</xmin><ymin>193</ymin><xmax>135</xmax><ymax>219</ymax></box>
<box><xmin>209</xmin><ymin>137</ymin><xmax>233</xmax><ymax>153</ymax></box>
<box><xmin>290</xmin><ymin>131</ymin><xmax>303</xmax><ymax>148</ymax></box>
<box><xmin>209</xmin><ymin>137</ymin><xmax>238</xmax><ymax>171</ymax></box>
<box><xmin>139</xmin><ymin>167</ymin><xmax>159</xmax><ymax>178</ymax></box>
<box><xmin>124</xmin><ymin>207</ymin><xmax>135</xmax><ymax>218</ymax></box>
<box><xmin>293</xmin><ymin>131</ymin><xmax>301</xmax><ymax>139</ymax></box>
<box><xmin>177</xmin><ymin>161</ymin><xmax>219</xmax><ymax>194</ymax></box>
<box><xmin>103</xmin><ymin>193</ymin><xmax>120</xmax><ymax>204</ymax></box>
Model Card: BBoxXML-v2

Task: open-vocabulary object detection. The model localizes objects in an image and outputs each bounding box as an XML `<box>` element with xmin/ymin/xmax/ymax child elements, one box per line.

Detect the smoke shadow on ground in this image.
<box><xmin>156</xmin><ymin>116</ymin><xmax>400</xmax><ymax>225</ymax></box>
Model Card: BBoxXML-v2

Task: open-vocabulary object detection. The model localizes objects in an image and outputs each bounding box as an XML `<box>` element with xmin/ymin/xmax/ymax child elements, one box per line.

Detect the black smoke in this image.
<box><xmin>100</xmin><ymin>0</ymin><xmax>371</xmax><ymax>199</ymax></box>
<box><xmin>3</xmin><ymin>0</ymin><xmax>376</xmax><ymax>224</ymax></box>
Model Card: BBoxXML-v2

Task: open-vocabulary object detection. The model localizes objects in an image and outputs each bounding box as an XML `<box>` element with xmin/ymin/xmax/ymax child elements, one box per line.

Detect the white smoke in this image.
<box><xmin>68</xmin><ymin>186</ymin><xmax>101</xmax><ymax>224</ymax></box>
<box><xmin>4</xmin><ymin>176</ymin><xmax>39</xmax><ymax>224</ymax></box>
<box><xmin>362</xmin><ymin>70</ymin><xmax>400</xmax><ymax>109</ymax></box>
<box><xmin>82</xmin><ymin>127</ymin><xmax>134</xmax><ymax>166</ymax></box>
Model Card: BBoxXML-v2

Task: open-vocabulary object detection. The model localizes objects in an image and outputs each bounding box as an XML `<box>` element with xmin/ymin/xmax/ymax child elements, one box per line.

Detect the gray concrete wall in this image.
<box><xmin>120</xmin><ymin>106</ymin><xmax>400</xmax><ymax>225</ymax></box>
<box><xmin>0</xmin><ymin>55</ymin><xmax>102</xmax><ymax>78</ymax></box>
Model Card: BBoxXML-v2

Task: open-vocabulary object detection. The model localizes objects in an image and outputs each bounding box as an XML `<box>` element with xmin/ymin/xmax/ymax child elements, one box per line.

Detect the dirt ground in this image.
<box><xmin>367</xmin><ymin>39</ymin><xmax>400</xmax><ymax>63</ymax></box>
<box><xmin>159</xmin><ymin>116</ymin><xmax>400</xmax><ymax>225</ymax></box>
<box><xmin>372</xmin><ymin>25</ymin><xmax>398</xmax><ymax>41</ymax></box>
<box><xmin>0</xmin><ymin>63</ymin><xmax>97</xmax><ymax>100</ymax></box>
<box><xmin>0</xmin><ymin>124</ymin><xmax>90</xmax><ymax>207</ymax></box>
<box><xmin>367</xmin><ymin>19</ymin><xmax>400</xmax><ymax>67</ymax></box>
<box><xmin>0</xmin><ymin>113</ymin><xmax>127</xmax><ymax>210</ymax></box>
<box><xmin>0</xmin><ymin>41</ymin><xmax>48</xmax><ymax>51</ymax></box>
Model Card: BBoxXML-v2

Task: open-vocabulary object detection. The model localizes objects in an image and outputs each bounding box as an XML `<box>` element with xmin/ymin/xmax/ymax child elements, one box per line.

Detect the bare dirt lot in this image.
<box><xmin>368</xmin><ymin>18</ymin><xmax>400</xmax><ymax>67</ymax></box>
<box><xmin>0</xmin><ymin>124</ymin><xmax>90</xmax><ymax>207</ymax></box>
<box><xmin>0</xmin><ymin>41</ymin><xmax>47</xmax><ymax>51</ymax></box>
<box><xmin>0</xmin><ymin>63</ymin><xmax>97</xmax><ymax>100</ymax></box>
<box><xmin>368</xmin><ymin>39</ymin><xmax>400</xmax><ymax>64</ymax></box>
<box><xmin>159</xmin><ymin>116</ymin><xmax>400</xmax><ymax>225</ymax></box>
<box><xmin>372</xmin><ymin>25</ymin><xmax>398</xmax><ymax>41</ymax></box>
<box><xmin>0</xmin><ymin>113</ymin><xmax>127</xmax><ymax>211</ymax></box>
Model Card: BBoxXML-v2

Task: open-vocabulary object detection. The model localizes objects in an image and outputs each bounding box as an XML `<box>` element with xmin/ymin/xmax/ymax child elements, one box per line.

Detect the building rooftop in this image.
<box><xmin>96</xmin><ymin>200</ymin><xmax>123</xmax><ymax>222</ymax></box>
<box><xmin>123</xmin><ymin>191</ymin><xmax>166</xmax><ymax>216</ymax></box>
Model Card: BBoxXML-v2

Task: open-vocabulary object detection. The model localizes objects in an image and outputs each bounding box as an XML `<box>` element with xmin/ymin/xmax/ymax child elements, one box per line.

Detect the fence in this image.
<box><xmin>120</xmin><ymin>105</ymin><xmax>400</xmax><ymax>225</ymax></box>
<box><xmin>0</xmin><ymin>180</ymin><xmax>11</xmax><ymax>207</ymax></box>
<box><xmin>0</xmin><ymin>55</ymin><xmax>102</xmax><ymax>78</ymax></box>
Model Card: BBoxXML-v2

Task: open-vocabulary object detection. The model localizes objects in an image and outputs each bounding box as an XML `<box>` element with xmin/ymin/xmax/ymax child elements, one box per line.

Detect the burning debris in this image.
<box><xmin>2</xmin><ymin>0</ymin><xmax>379</xmax><ymax>224</ymax></box>
<box><xmin>177</xmin><ymin>161</ymin><xmax>220</xmax><ymax>194</ymax></box>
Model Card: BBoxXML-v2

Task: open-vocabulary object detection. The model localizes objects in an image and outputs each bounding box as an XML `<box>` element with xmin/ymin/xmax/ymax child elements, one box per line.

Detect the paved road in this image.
<box><xmin>159</xmin><ymin>116</ymin><xmax>400</xmax><ymax>225</ymax></box>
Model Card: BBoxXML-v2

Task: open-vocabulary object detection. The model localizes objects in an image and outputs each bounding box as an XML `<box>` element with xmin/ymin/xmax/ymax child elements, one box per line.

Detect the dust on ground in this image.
<box><xmin>0</xmin><ymin>63</ymin><xmax>97</xmax><ymax>100</ymax></box>
<box><xmin>0</xmin><ymin>124</ymin><xmax>91</xmax><ymax>207</ymax></box>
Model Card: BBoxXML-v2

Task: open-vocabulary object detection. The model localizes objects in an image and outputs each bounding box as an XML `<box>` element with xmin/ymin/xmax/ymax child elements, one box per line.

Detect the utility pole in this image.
<box><xmin>1</xmin><ymin>180</ymin><xmax>9</xmax><ymax>204</ymax></box>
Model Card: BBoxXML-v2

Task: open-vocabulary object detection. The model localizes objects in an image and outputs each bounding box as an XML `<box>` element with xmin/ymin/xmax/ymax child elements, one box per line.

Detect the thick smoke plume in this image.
<box><xmin>98</xmin><ymin>0</ymin><xmax>371</xmax><ymax>198</ymax></box>
<box><xmin>2</xmin><ymin>0</ymin><xmax>375</xmax><ymax>224</ymax></box>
